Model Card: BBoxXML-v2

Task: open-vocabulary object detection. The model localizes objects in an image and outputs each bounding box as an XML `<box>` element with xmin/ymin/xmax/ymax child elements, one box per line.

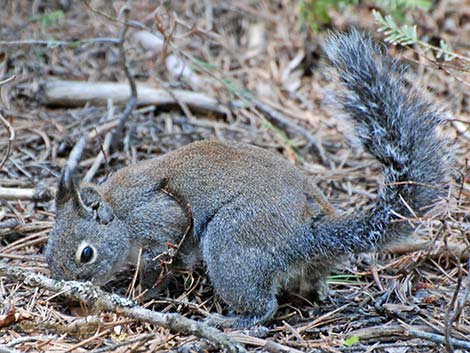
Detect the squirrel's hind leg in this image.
<box><xmin>200</xmin><ymin>230</ymin><xmax>280</xmax><ymax>328</ymax></box>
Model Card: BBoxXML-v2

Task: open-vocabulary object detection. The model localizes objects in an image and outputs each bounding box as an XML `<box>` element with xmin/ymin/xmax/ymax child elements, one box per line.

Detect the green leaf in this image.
<box><xmin>373</xmin><ymin>10</ymin><xmax>417</xmax><ymax>45</ymax></box>
<box><xmin>343</xmin><ymin>335</ymin><xmax>360</xmax><ymax>347</ymax></box>
<box><xmin>190</xmin><ymin>57</ymin><xmax>217</xmax><ymax>72</ymax></box>
<box><xmin>439</xmin><ymin>40</ymin><xmax>457</xmax><ymax>61</ymax></box>
<box><xmin>221</xmin><ymin>78</ymin><xmax>253</xmax><ymax>101</ymax></box>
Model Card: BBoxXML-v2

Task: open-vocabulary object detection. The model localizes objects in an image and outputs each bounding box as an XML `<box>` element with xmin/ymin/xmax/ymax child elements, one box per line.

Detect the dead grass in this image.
<box><xmin>0</xmin><ymin>0</ymin><xmax>469</xmax><ymax>352</ymax></box>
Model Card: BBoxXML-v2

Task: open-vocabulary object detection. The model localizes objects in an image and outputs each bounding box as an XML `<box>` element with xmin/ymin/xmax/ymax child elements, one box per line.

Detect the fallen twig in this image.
<box><xmin>0</xmin><ymin>38</ymin><xmax>120</xmax><ymax>47</ymax></box>
<box><xmin>6</xmin><ymin>335</ymin><xmax>57</xmax><ymax>348</ymax></box>
<box><xmin>296</xmin><ymin>303</ymin><xmax>352</xmax><ymax>333</ymax></box>
<box><xmin>408</xmin><ymin>328</ymin><xmax>470</xmax><ymax>350</ymax></box>
<box><xmin>39</xmin><ymin>81</ymin><xmax>231</xmax><ymax>114</ymax></box>
<box><xmin>62</xmin><ymin>135</ymin><xmax>88</xmax><ymax>184</ymax></box>
<box><xmin>0</xmin><ymin>110</ymin><xmax>15</xmax><ymax>170</ymax></box>
<box><xmin>0</xmin><ymin>345</ymin><xmax>20</xmax><ymax>353</ymax></box>
<box><xmin>452</xmin><ymin>120</ymin><xmax>470</xmax><ymax>141</ymax></box>
<box><xmin>110</xmin><ymin>2</ymin><xmax>138</xmax><ymax>150</ymax></box>
<box><xmin>0</xmin><ymin>219</ymin><xmax>18</xmax><ymax>230</ymax></box>
<box><xmin>387</xmin><ymin>238</ymin><xmax>470</xmax><ymax>260</ymax></box>
<box><xmin>444</xmin><ymin>247</ymin><xmax>463</xmax><ymax>352</ymax></box>
<box><xmin>0</xmin><ymin>262</ymin><xmax>246</xmax><ymax>353</ymax></box>
<box><xmin>0</xmin><ymin>186</ymin><xmax>53</xmax><ymax>201</ymax></box>
<box><xmin>444</xmin><ymin>250</ymin><xmax>470</xmax><ymax>353</ymax></box>
<box><xmin>84</xmin><ymin>100</ymin><xmax>114</xmax><ymax>182</ymax></box>
<box><xmin>0</xmin><ymin>75</ymin><xmax>16</xmax><ymax>86</ymax></box>
<box><xmin>228</xmin><ymin>332</ymin><xmax>303</xmax><ymax>353</ymax></box>
<box><xmin>89</xmin><ymin>333</ymin><xmax>156</xmax><ymax>353</ymax></box>
<box><xmin>344</xmin><ymin>324</ymin><xmax>411</xmax><ymax>342</ymax></box>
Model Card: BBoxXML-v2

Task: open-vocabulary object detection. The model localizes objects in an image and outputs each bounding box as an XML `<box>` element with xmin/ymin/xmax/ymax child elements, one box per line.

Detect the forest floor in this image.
<box><xmin>0</xmin><ymin>0</ymin><xmax>469</xmax><ymax>352</ymax></box>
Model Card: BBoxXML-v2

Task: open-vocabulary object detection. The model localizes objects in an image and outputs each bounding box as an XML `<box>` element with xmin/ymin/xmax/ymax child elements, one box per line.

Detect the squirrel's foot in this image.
<box><xmin>314</xmin><ymin>278</ymin><xmax>329</xmax><ymax>301</ymax></box>
<box><xmin>204</xmin><ymin>313</ymin><xmax>237</xmax><ymax>328</ymax></box>
<box><xmin>138</xmin><ymin>287</ymin><xmax>163</xmax><ymax>301</ymax></box>
<box><xmin>204</xmin><ymin>312</ymin><xmax>271</xmax><ymax>329</ymax></box>
<box><xmin>294</xmin><ymin>277</ymin><xmax>329</xmax><ymax>303</ymax></box>
<box><xmin>300</xmin><ymin>277</ymin><xmax>329</xmax><ymax>302</ymax></box>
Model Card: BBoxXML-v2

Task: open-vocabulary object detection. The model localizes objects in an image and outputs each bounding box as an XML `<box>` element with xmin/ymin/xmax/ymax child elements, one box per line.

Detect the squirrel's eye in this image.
<box><xmin>75</xmin><ymin>242</ymin><xmax>97</xmax><ymax>264</ymax></box>
<box><xmin>80</xmin><ymin>246</ymin><xmax>94</xmax><ymax>263</ymax></box>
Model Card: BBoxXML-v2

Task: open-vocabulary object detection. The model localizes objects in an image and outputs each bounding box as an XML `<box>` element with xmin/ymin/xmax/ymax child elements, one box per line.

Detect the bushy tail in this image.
<box><xmin>313</xmin><ymin>30</ymin><xmax>450</xmax><ymax>255</ymax></box>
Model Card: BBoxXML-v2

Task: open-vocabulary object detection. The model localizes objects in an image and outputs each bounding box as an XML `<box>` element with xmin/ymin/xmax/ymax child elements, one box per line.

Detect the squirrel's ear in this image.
<box><xmin>80</xmin><ymin>187</ymin><xmax>115</xmax><ymax>225</ymax></box>
<box><xmin>56</xmin><ymin>136</ymin><xmax>91</xmax><ymax>217</ymax></box>
<box><xmin>80</xmin><ymin>187</ymin><xmax>104</xmax><ymax>208</ymax></box>
<box><xmin>56</xmin><ymin>167</ymin><xmax>92</xmax><ymax>217</ymax></box>
<box><xmin>56</xmin><ymin>166</ymin><xmax>76</xmax><ymax>206</ymax></box>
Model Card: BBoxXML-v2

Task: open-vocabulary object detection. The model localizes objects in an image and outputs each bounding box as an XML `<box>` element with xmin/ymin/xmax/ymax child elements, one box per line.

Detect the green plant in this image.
<box><xmin>298</xmin><ymin>0</ymin><xmax>468</xmax><ymax>64</ymax></box>
<box><xmin>298</xmin><ymin>0</ymin><xmax>358</xmax><ymax>32</ymax></box>
<box><xmin>40</xmin><ymin>10</ymin><xmax>64</xmax><ymax>33</ymax></box>
<box><xmin>298</xmin><ymin>0</ymin><xmax>430</xmax><ymax>33</ymax></box>
<box><xmin>343</xmin><ymin>335</ymin><xmax>360</xmax><ymax>347</ymax></box>
<box><xmin>373</xmin><ymin>10</ymin><xmax>469</xmax><ymax>62</ymax></box>
<box><xmin>375</xmin><ymin>0</ymin><xmax>431</xmax><ymax>19</ymax></box>
<box><xmin>261</xmin><ymin>120</ymin><xmax>304</xmax><ymax>163</ymax></box>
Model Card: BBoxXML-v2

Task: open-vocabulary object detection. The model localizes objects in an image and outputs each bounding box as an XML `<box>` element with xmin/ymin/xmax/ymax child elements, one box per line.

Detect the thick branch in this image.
<box><xmin>0</xmin><ymin>262</ymin><xmax>245</xmax><ymax>353</ymax></box>
<box><xmin>39</xmin><ymin>81</ymin><xmax>229</xmax><ymax>114</ymax></box>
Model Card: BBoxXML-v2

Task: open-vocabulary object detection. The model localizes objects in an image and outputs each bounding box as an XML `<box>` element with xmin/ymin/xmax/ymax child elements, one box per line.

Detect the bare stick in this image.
<box><xmin>452</xmin><ymin>120</ymin><xmax>470</xmax><ymax>141</ymax></box>
<box><xmin>0</xmin><ymin>75</ymin><xmax>16</xmax><ymax>86</ymax></box>
<box><xmin>84</xmin><ymin>131</ymin><xmax>112</xmax><ymax>182</ymax></box>
<box><xmin>387</xmin><ymin>238</ymin><xmax>469</xmax><ymax>260</ymax></box>
<box><xmin>444</xmin><ymin>252</ymin><xmax>462</xmax><ymax>352</ymax></box>
<box><xmin>110</xmin><ymin>3</ymin><xmax>138</xmax><ymax>151</ymax></box>
<box><xmin>408</xmin><ymin>328</ymin><xmax>470</xmax><ymax>350</ymax></box>
<box><xmin>0</xmin><ymin>110</ymin><xmax>15</xmax><ymax>170</ymax></box>
<box><xmin>0</xmin><ymin>346</ymin><xmax>20</xmax><ymax>353</ymax></box>
<box><xmin>83</xmin><ymin>0</ymin><xmax>118</xmax><ymax>22</ymax></box>
<box><xmin>87</xmin><ymin>120</ymin><xmax>119</xmax><ymax>140</ymax></box>
<box><xmin>88</xmin><ymin>333</ymin><xmax>155</xmax><ymax>353</ymax></box>
<box><xmin>62</xmin><ymin>136</ymin><xmax>88</xmax><ymax>186</ymax></box>
<box><xmin>83</xmin><ymin>99</ymin><xmax>114</xmax><ymax>182</ymax></box>
<box><xmin>6</xmin><ymin>335</ymin><xmax>57</xmax><ymax>348</ymax></box>
<box><xmin>0</xmin><ymin>38</ymin><xmax>120</xmax><ymax>47</ymax></box>
<box><xmin>0</xmin><ymin>186</ymin><xmax>53</xmax><ymax>201</ymax></box>
<box><xmin>0</xmin><ymin>219</ymin><xmax>18</xmax><ymax>229</ymax></box>
<box><xmin>228</xmin><ymin>332</ymin><xmax>303</xmax><ymax>353</ymax></box>
<box><xmin>39</xmin><ymin>81</ymin><xmax>230</xmax><ymax>114</ymax></box>
<box><xmin>0</xmin><ymin>262</ymin><xmax>245</xmax><ymax>353</ymax></box>
<box><xmin>203</xmin><ymin>0</ymin><xmax>213</xmax><ymax>31</ymax></box>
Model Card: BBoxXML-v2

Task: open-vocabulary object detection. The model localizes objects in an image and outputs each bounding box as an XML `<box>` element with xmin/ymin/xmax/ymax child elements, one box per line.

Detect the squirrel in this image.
<box><xmin>45</xmin><ymin>30</ymin><xmax>451</xmax><ymax>328</ymax></box>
